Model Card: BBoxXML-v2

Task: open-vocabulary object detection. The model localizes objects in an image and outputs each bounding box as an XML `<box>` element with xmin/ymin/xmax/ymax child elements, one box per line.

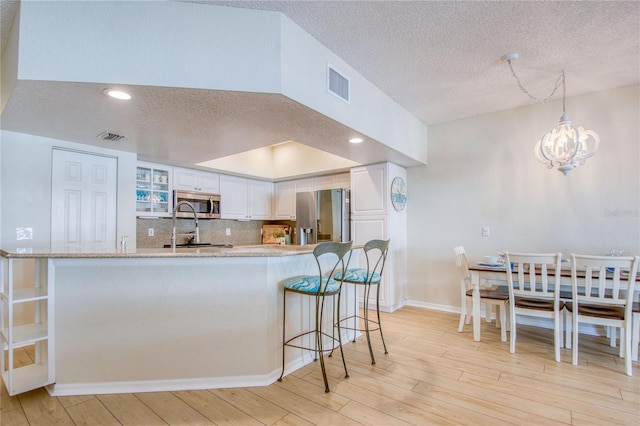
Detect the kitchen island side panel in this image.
<box><xmin>50</xmin><ymin>254</ymin><xmax>325</xmax><ymax>395</ymax></box>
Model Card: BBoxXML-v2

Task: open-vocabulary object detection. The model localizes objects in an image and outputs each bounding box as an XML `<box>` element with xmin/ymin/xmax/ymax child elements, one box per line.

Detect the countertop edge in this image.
<box><xmin>0</xmin><ymin>245</ymin><xmax>319</xmax><ymax>259</ymax></box>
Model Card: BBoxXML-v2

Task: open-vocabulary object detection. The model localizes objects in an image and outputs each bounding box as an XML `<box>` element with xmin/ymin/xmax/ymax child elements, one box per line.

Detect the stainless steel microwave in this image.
<box><xmin>173</xmin><ymin>190</ymin><xmax>221</xmax><ymax>219</ymax></box>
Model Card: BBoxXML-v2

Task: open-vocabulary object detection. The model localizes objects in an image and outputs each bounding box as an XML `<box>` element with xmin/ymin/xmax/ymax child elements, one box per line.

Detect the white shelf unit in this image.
<box><xmin>0</xmin><ymin>257</ymin><xmax>55</xmax><ymax>396</ymax></box>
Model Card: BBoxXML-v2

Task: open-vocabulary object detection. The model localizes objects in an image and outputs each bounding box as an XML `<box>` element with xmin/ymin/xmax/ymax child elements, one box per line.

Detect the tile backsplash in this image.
<box><xmin>136</xmin><ymin>218</ymin><xmax>267</xmax><ymax>247</ymax></box>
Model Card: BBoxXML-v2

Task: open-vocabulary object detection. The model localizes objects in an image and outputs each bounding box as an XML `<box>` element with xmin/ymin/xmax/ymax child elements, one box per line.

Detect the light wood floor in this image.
<box><xmin>2</xmin><ymin>307</ymin><xmax>639</xmax><ymax>425</ymax></box>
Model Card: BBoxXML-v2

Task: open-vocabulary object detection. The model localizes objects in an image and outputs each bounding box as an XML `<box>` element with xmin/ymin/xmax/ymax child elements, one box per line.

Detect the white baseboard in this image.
<box><xmin>404</xmin><ymin>299</ymin><xmax>601</xmax><ymax>336</ymax></box>
<box><xmin>48</xmin><ymin>335</ymin><xmax>358</xmax><ymax>397</ymax></box>
<box><xmin>47</xmin><ymin>373</ymin><xmax>279</xmax><ymax>397</ymax></box>
<box><xmin>361</xmin><ymin>299</ymin><xmax>405</xmax><ymax>313</ymax></box>
<box><xmin>405</xmin><ymin>300</ymin><xmax>458</xmax><ymax>314</ymax></box>
<box><xmin>48</xmin><ymin>361</ymin><xmax>309</xmax><ymax>397</ymax></box>
<box><xmin>47</xmin><ymin>302</ymin><xmax>609</xmax><ymax>397</ymax></box>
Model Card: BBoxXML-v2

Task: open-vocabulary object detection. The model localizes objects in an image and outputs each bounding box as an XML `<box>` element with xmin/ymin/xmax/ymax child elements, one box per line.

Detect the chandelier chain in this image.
<box><xmin>506</xmin><ymin>59</ymin><xmax>565</xmax><ymax>109</ymax></box>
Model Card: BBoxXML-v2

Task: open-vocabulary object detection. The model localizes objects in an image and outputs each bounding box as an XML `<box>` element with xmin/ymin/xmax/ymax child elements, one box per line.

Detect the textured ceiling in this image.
<box><xmin>1</xmin><ymin>0</ymin><xmax>638</xmax><ymax>178</ymax></box>
<box><xmin>193</xmin><ymin>0</ymin><xmax>640</xmax><ymax>125</ymax></box>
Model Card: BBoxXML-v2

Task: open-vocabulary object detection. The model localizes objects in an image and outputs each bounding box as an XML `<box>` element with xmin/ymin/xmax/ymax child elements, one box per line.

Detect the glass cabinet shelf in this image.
<box><xmin>136</xmin><ymin>164</ymin><xmax>171</xmax><ymax>216</ymax></box>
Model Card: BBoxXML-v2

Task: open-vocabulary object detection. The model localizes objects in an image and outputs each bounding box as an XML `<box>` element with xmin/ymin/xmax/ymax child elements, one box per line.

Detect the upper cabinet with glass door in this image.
<box><xmin>136</xmin><ymin>162</ymin><xmax>172</xmax><ymax>217</ymax></box>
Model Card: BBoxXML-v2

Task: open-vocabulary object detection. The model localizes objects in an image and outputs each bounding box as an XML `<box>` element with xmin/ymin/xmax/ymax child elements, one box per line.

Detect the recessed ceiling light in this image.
<box><xmin>103</xmin><ymin>89</ymin><xmax>131</xmax><ymax>100</ymax></box>
<box><xmin>349</xmin><ymin>137</ymin><xmax>363</xmax><ymax>144</ymax></box>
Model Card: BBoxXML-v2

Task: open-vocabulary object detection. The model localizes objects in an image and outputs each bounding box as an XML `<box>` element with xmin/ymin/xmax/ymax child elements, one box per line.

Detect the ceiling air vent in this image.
<box><xmin>327</xmin><ymin>64</ymin><xmax>350</xmax><ymax>103</ymax></box>
<box><xmin>97</xmin><ymin>131</ymin><xmax>127</xmax><ymax>143</ymax></box>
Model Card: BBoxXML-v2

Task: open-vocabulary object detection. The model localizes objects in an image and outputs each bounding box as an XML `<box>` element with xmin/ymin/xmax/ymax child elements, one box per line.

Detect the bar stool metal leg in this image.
<box><xmin>334</xmin><ymin>239</ymin><xmax>390</xmax><ymax>365</ymax></box>
<box><xmin>376</xmin><ymin>278</ymin><xmax>389</xmax><ymax>355</ymax></box>
<box><xmin>278</xmin><ymin>241</ymin><xmax>352</xmax><ymax>392</ymax></box>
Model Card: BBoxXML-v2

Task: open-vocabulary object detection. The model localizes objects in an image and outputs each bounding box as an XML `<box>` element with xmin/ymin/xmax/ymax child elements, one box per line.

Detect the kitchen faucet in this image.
<box><xmin>171</xmin><ymin>201</ymin><xmax>199</xmax><ymax>249</ymax></box>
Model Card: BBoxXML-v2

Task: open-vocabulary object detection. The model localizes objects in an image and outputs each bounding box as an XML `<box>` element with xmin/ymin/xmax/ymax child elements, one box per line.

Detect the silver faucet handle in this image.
<box><xmin>120</xmin><ymin>235</ymin><xmax>129</xmax><ymax>252</ymax></box>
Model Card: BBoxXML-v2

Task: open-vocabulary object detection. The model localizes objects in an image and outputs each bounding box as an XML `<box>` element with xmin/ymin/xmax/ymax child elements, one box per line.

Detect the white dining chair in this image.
<box><xmin>505</xmin><ymin>252</ymin><xmax>563</xmax><ymax>362</ymax></box>
<box><xmin>453</xmin><ymin>246</ymin><xmax>508</xmax><ymax>342</ymax></box>
<box><xmin>566</xmin><ymin>254</ymin><xmax>639</xmax><ymax>376</ymax></box>
<box><xmin>632</xmin><ymin>303</ymin><xmax>639</xmax><ymax>362</ymax></box>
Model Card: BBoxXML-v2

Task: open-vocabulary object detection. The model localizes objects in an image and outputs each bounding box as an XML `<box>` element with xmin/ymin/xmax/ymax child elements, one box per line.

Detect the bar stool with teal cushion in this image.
<box><xmin>334</xmin><ymin>239</ymin><xmax>389</xmax><ymax>364</ymax></box>
<box><xmin>278</xmin><ymin>241</ymin><xmax>353</xmax><ymax>393</ymax></box>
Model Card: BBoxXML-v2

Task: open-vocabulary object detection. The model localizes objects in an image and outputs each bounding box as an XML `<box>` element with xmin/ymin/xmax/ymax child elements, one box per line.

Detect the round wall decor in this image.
<box><xmin>390</xmin><ymin>176</ymin><xmax>407</xmax><ymax>212</ymax></box>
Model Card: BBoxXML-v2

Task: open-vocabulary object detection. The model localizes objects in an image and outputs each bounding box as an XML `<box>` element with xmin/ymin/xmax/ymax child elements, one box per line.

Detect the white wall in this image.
<box><xmin>0</xmin><ymin>131</ymin><xmax>137</xmax><ymax>249</ymax></box>
<box><xmin>406</xmin><ymin>85</ymin><xmax>640</xmax><ymax>310</ymax></box>
<box><xmin>279</xmin><ymin>16</ymin><xmax>428</xmax><ymax>165</ymax></box>
<box><xmin>0</xmin><ymin>0</ymin><xmax>19</xmax><ymax>115</ymax></box>
<box><xmin>17</xmin><ymin>1</ymin><xmax>282</xmax><ymax>93</ymax></box>
<box><xmin>14</xmin><ymin>1</ymin><xmax>427</xmax><ymax>167</ymax></box>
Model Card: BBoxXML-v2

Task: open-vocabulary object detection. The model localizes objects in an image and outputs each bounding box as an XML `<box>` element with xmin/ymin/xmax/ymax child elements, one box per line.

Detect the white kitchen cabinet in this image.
<box><xmin>314</xmin><ymin>173</ymin><xmax>350</xmax><ymax>190</ymax></box>
<box><xmin>219</xmin><ymin>175</ymin><xmax>246</xmax><ymax>219</ymax></box>
<box><xmin>219</xmin><ymin>175</ymin><xmax>273</xmax><ymax>220</ymax></box>
<box><xmin>313</xmin><ymin>175</ymin><xmax>334</xmax><ymax>191</ymax></box>
<box><xmin>274</xmin><ymin>173</ymin><xmax>351</xmax><ymax>220</ymax></box>
<box><xmin>248</xmin><ymin>179</ymin><xmax>273</xmax><ymax>220</ymax></box>
<box><xmin>331</xmin><ymin>173</ymin><xmax>351</xmax><ymax>189</ymax></box>
<box><xmin>351</xmin><ymin>163</ymin><xmax>387</xmax><ymax>215</ymax></box>
<box><xmin>351</xmin><ymin>215</ymin><xmax>388</xmax><ymax>244</ymax></box>
<box><xmin>350</xmin><ymin>162</ymin><xmax>407</xmax><ymax>313</ymax></box>
<box><xmin>173</xmin><ymin>168</ymin><xmax>220</xmax><ymax>193</ymax></box>
<box><xmin>293</xmin><ymin>178</ymin><xmax>314</xmax><ymax>193</ymax></box>
<box><xmin>351</xmin><ymin>215</ymin><xmax>390</xmax><ymax>307</ymax></box>
<box><xmin>0</xmin><ymin>257</ymin><xmax>55</xmax><ymax>396</ymax></box>
<box><xmin>136</xmin><ymin>162</ymin><xmax>172</xmax><ymax>217</ymax></box>
<box><xmin>274</xmin><ymin>182</ymin><xmax>296</xmax><ymax>220</ymax></box>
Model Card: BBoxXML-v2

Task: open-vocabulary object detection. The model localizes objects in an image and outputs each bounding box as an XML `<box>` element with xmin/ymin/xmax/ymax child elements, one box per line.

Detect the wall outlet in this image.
<box><xmin>226</xmin><ymin>228</ymin><xmax>231</xmax><ymax>236</ymax></box>
<box><xmin>482</xmin><ymin>226</ymin><xmax>490</xmax><ymax>237</ymax></box>
<box><xmin>148</xmin><ymin>228</ymin><xmax>154</xmax><ymax>237</ymax></box>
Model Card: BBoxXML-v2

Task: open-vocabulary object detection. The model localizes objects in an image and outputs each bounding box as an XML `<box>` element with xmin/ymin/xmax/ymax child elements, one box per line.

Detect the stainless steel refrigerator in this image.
<box><xmin>295</xmin><ymin>189</ymin><xmax>350</xmax><ymax>244</ymax></box>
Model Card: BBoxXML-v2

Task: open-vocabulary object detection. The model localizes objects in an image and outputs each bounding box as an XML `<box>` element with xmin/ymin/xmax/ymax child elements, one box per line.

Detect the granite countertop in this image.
<box><xmin>0</xmin><ymin>244</ymin><xmax>317</xmax><ymax>259</ymax></box>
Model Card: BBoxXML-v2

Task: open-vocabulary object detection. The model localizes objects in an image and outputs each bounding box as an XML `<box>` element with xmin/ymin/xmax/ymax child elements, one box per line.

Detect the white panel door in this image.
<box><xmin>51</xmin><ymin>149</ymin><xmax>117</xmax><ymax>248</ymax></box>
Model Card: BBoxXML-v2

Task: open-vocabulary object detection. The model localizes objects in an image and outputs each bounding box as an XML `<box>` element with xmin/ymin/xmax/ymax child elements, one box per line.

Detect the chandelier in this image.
<box><xmin>503</xmin><ymin>53</ymin><xmax>600</xmax><ymax>175</ymax></box>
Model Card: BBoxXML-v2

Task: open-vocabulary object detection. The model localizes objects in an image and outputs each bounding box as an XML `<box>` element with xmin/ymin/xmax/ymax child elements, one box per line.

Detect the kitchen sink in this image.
<box><xmin>163</xmin><ymin>243</ymin><xmax>233</xmax><ymax>248</ymax></box>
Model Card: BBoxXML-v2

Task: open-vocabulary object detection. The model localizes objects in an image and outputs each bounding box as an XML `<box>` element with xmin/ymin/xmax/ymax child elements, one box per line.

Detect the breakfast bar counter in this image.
<box><xmin>0</xmin><ymin>245</ymin><xmax>357</xmax><ymax>396</ymax></box>
<box><xmin>0</xmin><ymin>244</ymin><xmax>316</xmax><ymax>258</ymax></box>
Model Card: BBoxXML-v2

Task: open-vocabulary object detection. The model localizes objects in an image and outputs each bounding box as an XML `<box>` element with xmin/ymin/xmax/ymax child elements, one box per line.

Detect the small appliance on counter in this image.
<box><xmin>262</xmin><ymin>225</ymin><xmax>289</xmax><ymax>244</ymax></box>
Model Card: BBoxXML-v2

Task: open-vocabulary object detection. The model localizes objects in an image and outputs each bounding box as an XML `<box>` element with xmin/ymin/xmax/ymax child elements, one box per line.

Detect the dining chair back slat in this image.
<box><xmin>568</xmin><ymin>254</ymin><xmax>639</xmax><ymax>376</ymax></box>
<box><xmin>505</xmin><ymin>252</ymin><xmax>563</xmax><ymax>362</ymax></box>
<box><xmin>508</xmin><ymin>254</ymin><xmax>561</xmax><ymax>301</ymax></box>
<box><xmin>581</xmin><ymin>265</ymin><xmax>626</xmax><ymax>305</ymax></box>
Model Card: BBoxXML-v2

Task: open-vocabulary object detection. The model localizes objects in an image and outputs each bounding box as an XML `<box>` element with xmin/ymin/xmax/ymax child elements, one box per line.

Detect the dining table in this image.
<box><xmin>468</xmin><ymin>261</ymin><xmax>639</xmax><ymax>343</ymax></box>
